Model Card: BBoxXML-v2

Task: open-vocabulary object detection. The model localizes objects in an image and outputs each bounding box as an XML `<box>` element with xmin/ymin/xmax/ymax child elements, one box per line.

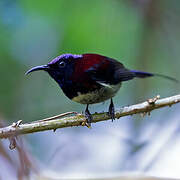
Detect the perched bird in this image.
<box><xmin>26</xmin><ymin>53</ymin><xmax>177</xmax><ymax>125</ymax></box>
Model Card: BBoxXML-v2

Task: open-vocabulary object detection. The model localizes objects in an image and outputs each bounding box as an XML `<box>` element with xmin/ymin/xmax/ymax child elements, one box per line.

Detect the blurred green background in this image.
<box><xmin>0</xmin><ymin>0</ymin><xmax>180</xmax><ymax>179</ymax></box>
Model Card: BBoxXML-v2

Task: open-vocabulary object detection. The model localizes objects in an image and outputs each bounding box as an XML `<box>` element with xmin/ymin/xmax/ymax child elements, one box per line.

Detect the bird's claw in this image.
<box><xmin>83</xmin><ymin>105</ymin><xmax>92</xmax><ymax>128</ymax></box>
<box><xmin>109</xmin><ymin>105</ymin><xmax>115</xmax><ymax>121</ymax></box>
<box><xmin>81</xmin><ymin>121</ymin><xmax>91</xmax><ymax>128</ymax></box>
<box><xmin>85</xmin><ymin>110</ymin><xmax>92</xmax><ymax>128</ymax></box>
<box><xmin>108</xmin><ymin>98</ymin><xmax>115</xmax><ymax>121</ymax></box>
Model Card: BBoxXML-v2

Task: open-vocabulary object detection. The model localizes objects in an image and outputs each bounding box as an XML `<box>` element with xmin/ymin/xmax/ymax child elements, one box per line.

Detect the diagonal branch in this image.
<box><xmin>0</xmin><ymin>94</ymin><xmax>180</xmax><ymax>139</ymax></box>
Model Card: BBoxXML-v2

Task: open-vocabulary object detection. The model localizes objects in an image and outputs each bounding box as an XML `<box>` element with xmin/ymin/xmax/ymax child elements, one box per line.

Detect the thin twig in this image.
<box><xmin>0</xmin><ymin>94</ymin><xmax>180</xmax><ymax>139</ymax></box>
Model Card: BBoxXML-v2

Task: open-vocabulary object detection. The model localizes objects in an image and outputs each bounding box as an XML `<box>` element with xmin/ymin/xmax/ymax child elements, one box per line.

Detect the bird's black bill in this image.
<box><xmin>25</xmin><ymin>65</ymin><xmax>49</xmax><ymax>75</ymax></box>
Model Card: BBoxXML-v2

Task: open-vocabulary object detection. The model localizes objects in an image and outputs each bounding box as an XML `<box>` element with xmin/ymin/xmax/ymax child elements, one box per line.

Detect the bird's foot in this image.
<box><xmin>83</xmin><ymin>105</ymin><xmax>92</xmax><ymax>128</ymax></box>
<box><xmin>108</xmin><ymin>98</ymin><xmax>115</xmax><ymax>121</ymax></box>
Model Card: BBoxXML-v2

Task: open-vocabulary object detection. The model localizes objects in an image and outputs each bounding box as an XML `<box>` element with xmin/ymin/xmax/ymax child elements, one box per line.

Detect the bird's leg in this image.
<box><xmin>108</xmin><ymin>98</ymin><xmax>115</xmax><ymax>121</ymax></box>
<box><xmin>84</xmin><ymin>104</ymin><xmax>92</xmax><ymax>127</ymax></box>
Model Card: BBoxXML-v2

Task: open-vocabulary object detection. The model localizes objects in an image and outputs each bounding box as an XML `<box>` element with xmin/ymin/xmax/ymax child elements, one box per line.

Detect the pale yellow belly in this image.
<box><xmin>72</xmin><ymin>83</ymin><xmax>121</xmax><ymax>104</ymax></box>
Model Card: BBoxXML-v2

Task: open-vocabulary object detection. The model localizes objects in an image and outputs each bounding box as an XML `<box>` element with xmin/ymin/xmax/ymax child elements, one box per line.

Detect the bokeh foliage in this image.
<box><xmin>0</xmin><ymin>0</ymin><xmax>180</xmax><ymax>179</ymax></box>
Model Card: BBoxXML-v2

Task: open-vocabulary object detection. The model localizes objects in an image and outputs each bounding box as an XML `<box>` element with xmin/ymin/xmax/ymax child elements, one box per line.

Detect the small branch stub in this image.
<box><xmin>147</xmin><ymin>95</ymin><xmax>160</xmax><ymax>104</ymax></box>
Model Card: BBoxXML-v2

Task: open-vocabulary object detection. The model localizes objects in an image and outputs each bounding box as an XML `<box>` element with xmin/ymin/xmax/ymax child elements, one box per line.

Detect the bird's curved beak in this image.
<box><xmin>25</xmin><ymin>65</ymin><xmax>49</xmax><ymax>75</ymax></box>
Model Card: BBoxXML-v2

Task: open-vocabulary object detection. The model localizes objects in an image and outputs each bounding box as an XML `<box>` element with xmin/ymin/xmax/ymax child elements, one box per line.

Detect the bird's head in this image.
<box><xmin>26</xmin><ymin>54</ymin><xmax>83</xmax><ymax>85</ymax></box>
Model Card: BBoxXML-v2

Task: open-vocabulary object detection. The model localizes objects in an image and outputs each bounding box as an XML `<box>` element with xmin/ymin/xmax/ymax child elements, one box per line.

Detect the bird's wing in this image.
<box><xmin>85</xmin><ymin>58</ymin><xmax>135</xmax><ymax>84</ymax></box>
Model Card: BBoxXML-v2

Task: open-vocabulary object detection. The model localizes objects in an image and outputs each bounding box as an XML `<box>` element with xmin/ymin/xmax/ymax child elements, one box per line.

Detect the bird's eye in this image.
<box><xmin>59</xmin><ymin>61</ymin><xmax>66</xmax><ymax>68</ymax></box>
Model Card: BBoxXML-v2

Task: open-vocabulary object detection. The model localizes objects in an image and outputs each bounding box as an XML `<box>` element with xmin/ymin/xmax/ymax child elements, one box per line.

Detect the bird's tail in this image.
<box><xmin>131</xmin><ymin>70</ymin><xmax>179</xmax><ymax>83</ymax></box>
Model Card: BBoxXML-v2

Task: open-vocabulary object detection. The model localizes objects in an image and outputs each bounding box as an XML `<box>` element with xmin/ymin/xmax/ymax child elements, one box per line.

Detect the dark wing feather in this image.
<box><xmin>85</xmin><ymin>56</ymin><xmax>135</xmax><ymax>84</ymax></box>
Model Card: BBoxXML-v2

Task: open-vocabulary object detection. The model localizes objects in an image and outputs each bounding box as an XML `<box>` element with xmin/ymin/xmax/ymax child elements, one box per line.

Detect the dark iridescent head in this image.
<box><xmin>26</xmin><ymin>53</ymin><xmax>82</xmax><ymax>85</ymax></box>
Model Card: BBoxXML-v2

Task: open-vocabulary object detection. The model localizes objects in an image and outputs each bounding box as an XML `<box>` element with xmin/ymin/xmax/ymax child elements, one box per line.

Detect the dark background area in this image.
<box><xmin>0</xmin><ymin>0</ymin><xmax>180</xmax><ymax>179</ymax></box>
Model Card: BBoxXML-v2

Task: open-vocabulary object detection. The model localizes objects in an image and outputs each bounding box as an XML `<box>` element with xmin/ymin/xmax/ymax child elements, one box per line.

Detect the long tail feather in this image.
<box><xmin>131</xmin><ymin>70</ymin><xmax>179</xmax><ymax>83</ymax></box>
